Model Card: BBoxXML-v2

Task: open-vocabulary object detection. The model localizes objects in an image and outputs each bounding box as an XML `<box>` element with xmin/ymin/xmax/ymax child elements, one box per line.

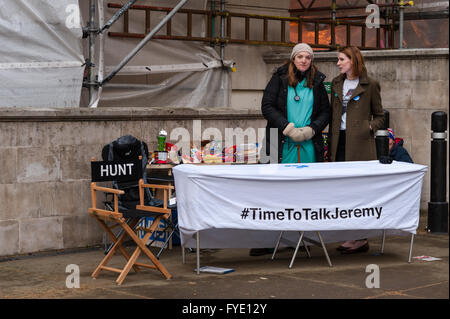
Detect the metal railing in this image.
<box><xmin>107</xmin><ymin>3</ymin><xmax>394</xmax><ymax>50</ymax></box>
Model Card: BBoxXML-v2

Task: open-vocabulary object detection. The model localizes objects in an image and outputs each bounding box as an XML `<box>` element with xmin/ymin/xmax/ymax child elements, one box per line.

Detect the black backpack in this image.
<box><xmin>101</xmin><ymin>135</ymin><xmax>158</xmax><ymax>207</ymax></box>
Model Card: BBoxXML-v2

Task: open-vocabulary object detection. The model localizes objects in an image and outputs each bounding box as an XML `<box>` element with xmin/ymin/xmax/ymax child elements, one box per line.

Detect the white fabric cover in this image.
<box><xmin>0</xmin><ymin>0</ymin><xmax>84</xmax><ymax>107</ymax></box>
<box><xmin>0</xmin><ymin>0</ymin><xmax>230</xmax><ymax>108</ymax></box>
<box><xmin>173</xmin><ymin>161</ymin><xmax>427</xmax><ymax>248</ymax></box>
<box><xmin>79</xmin><ymin>0</ymin><xmax>231</xmax><ymax>108</ymax></box>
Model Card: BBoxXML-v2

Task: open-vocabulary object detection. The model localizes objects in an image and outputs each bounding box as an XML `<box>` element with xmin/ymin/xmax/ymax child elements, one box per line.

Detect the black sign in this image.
<box><xmin>91</xmin><ymin>160</ymin><xmax>142</xmax><ymax>182</ymax></box>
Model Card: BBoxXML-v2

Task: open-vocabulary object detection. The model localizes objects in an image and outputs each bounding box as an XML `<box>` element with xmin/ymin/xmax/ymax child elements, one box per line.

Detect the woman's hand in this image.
<box><xmin>283</xmin><ymin>123</ymin><xmax>315</xmax><ymax>142</ymax></box>
<box><xmin>300</xmin><ymin>126</ymin><xmax>315</xmax><ymax>140</ymax></box>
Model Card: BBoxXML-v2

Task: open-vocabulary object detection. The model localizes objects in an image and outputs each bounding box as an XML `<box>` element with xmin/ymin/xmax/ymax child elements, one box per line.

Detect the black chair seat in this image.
<box><xmin>120</xmin><ymin>207</ymin><xmax>163</xmax><ymax>219</ymax></box>
<box><xmin>119</xmin><ymin>200</ymin><xmax>176</xmax><ymax>218</ymax></box>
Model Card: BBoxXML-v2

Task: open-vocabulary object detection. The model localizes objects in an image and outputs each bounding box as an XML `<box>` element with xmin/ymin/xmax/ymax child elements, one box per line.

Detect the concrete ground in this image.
<box><xmin>0</xmin><ymin>216</ymin><xmax>448</xmax><ymax>301</ymax></box>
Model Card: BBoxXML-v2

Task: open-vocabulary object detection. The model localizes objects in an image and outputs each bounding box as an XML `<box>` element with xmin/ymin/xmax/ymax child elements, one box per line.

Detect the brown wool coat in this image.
<box><xmin>328</xmin><ymin>70</ymin><xmax>385</xmax><ymax>161</ymax></box>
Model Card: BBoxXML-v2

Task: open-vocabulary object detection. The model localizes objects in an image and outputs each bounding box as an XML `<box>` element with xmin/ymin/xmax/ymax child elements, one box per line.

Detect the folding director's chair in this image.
<box><xmin>89</xmin><ymin>154</ymin><xmax>174</xmax><ymax>285</ymax></box>
<box><xmin>101</xmin><ymin>135</ymin><xmax>179</xmax><ymax>259</ymax></box>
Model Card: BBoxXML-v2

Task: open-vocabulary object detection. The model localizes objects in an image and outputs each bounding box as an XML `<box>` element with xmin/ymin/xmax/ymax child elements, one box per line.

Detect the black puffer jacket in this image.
<box><xmin>261</xmin><ymin>63</ymin><xmax>331</xmax><ymax>163</ymax></box>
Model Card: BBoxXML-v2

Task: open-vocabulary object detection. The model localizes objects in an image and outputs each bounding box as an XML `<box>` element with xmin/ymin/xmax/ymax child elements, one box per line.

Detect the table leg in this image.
<box><xmin>317</xmin><ymin>232</ymin><xmax>332</xmax><ymax>267</ymax></box>
<box><xmin>181</xmin><ymin>245</ymin><xmax>186</xmax><ymax>264</ymax></box>
<box><xmin>408</xmin><ymin>233</ymin><xmax>414</xmax><ymax>263</ymax></box>
<box><xmin>302</xmin><ymin>239</ymin><xmax>311</xmax><ymax>258</ymax></box>
<box><xmin>289</xmin><ymin>231</ymin><xmax>305</xmax><ymax>269</ymax></box>
<box><xmin>196</xmin><ymin>231</ymin><xmax>200</xmax><ymax>274</ymax></box>
<box><xmin>272</xmin><ymin>231</ymin><xmax>284</xmax><ymax>260</ymax></box>
<box><xmin>380</xmin><ymin>230</ymin><xmax>386</xmax><ymax>254</ymax></box>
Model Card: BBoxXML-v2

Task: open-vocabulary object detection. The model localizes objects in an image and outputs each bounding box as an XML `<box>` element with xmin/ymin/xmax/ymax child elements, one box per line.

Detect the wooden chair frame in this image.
<box><xmin>88</xmin><ymin>179</ymin><xmax>174</xmax><ymax>285</ymax></box>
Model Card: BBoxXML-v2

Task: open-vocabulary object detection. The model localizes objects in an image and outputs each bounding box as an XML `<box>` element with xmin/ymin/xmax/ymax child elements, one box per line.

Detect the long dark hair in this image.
<box><xmin>287</xmin><ymin>61</ymin><xmax>317</xmax><ymax>89</ymax></box>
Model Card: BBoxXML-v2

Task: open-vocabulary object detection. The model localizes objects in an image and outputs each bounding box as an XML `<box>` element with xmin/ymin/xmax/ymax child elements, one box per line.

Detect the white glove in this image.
<box><xmin>299</xmin><ymin>126</ymin><xmax>315</xmax><ymax>140</ymax></box>
<box><xmin>283</xmin><ymin>123</ymin><xmax>315</xmax><ymax>142</ymax></box>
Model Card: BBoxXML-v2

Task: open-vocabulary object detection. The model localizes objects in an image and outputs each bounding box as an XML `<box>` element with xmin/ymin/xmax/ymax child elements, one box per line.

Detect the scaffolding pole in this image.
<box><xmin>331</xmin><ymin>0</ymin><xmax>336</xmax><ymax>46</ymax></box>
<box><xmin>399</xmin><ymin>0</ymin><xmax>405</xmax><ymax>49</ymax></box>
<box><xmin>88</xmin><ymin>0</ymin><xmax>96</xmax><ymax>104</ymax></box>
<box><xmin>89</xmin><ymin>0</ymin><xmax>106</xmax><ymax>108</ymax></box>
<box><xmin>211</xmin><ymin>0</ymin><xmax>215</xmax><ymax>47</ymax></box>
<box><xmin>101</xmin><ymin>0</ymin><xmax>190</xmax><ymax>86</ymax></box>
<box><xmin>220</xmin><ymin>0</ymin><xmax>225</xmax><ymax>59</ymax></box>
<box><xmin>100</xmin><ymin>0</ymin><xmax>140</xmax><ymax>34</ymax></box>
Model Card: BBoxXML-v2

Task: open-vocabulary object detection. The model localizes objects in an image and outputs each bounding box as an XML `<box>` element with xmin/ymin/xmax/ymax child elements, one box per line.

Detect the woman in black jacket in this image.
<box><xmin>261</xmin><ymin>43</ymin><xmax>331</xmax><ymax>164</ymax></box>
<box><xmin>251</xmin><ymin>44</ymin><xmax>330</xmax><ymax>257</ymax></box>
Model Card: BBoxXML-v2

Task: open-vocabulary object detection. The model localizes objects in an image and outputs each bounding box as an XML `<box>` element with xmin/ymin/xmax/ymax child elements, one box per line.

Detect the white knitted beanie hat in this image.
<box><xmin>290</xmin><ymin>43</ymin><xmax>314</xmax><ymax>60</ymax></box>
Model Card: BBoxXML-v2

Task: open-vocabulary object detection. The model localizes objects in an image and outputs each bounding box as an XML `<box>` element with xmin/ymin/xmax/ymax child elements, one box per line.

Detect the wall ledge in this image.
<box><xmin>0</xmin><ymin>107</ymin><xmax>264</xmax><ymax>122</ymax></box>
<box><xmin>263</xmin><ymin>48</ymin><xmax>450</xmax><ymax>64</ymax></box>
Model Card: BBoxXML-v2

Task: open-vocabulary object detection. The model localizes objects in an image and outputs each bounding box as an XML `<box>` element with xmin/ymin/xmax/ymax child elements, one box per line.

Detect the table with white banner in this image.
<box><xmin>172</xmin><ymin>161</ymin><xmax>427</xmax><ymax>272</ymax></box>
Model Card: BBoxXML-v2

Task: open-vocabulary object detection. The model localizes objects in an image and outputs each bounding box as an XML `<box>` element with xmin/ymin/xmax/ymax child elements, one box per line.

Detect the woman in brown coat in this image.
<box><xmin>328</xmin><ymin>46</ymin><xmax>384</xmax><ymax>162</ymax></box>
<box><xmin>328</xmin><ymin>46</ymin><xmax>385</xmax><ymax>253</ymax></box>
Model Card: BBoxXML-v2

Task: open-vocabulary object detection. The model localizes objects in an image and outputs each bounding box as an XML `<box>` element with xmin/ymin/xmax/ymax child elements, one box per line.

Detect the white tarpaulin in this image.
<box><xmin>0</xmin><ymin>0</ymin><xmax>231</xmax><ymax>108</ymax></box>
<box><xmin>0</xmin><ymin>0</ymin><xmax>84</xmax><ymax>107</ymax></box>
<box><xmin>173</xmin><ymin>161</ymin><xmax>427</xmax><ymax>248</ymax></box>
<box><xmin>79</xmin><ymin>0</ymin><xmax>232</xmax><ymax>108</ymax></box>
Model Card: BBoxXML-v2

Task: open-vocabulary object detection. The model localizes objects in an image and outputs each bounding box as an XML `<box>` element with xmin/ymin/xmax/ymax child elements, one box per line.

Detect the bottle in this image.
<box><xmin>158</xmin><ymin>129</ymin><xmax>167</xmax><ymax>152</ymax></box>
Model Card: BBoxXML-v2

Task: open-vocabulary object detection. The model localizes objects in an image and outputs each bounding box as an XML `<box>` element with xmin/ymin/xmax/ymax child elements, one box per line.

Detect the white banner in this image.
<box><xmin>173</xmin><ymin>161</ymin><xmax>427</xmax><ymax>248</ymax></box>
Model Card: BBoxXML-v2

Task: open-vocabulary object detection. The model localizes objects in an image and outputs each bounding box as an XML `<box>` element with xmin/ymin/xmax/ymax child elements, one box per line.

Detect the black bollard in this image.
<box><xmin>383</xmin><ymin>110</ymin><xmax>390</xmax><ymax>129</ymax></box>
<box><xmin>375</xmin><ymin>110</ymin><xmax>390</xmax><ymax>159</ymax></box>
<box><xmin>427</xmin><ymin>111</ymin><xmax>448</xmax><ymax>234</ymax></box>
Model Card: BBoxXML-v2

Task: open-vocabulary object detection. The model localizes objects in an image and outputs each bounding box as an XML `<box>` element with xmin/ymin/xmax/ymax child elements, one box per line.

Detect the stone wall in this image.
<box><xmin>0</xmin><ymin>108</ymin><xmax>265</xmax><ymax>256</ymax></box>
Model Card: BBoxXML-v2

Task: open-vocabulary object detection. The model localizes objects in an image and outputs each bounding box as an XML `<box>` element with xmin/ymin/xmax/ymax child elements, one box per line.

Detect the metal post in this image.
<box><xmin>427</xmin><ymin>111</ymin><xmax>448</xmax><ymax>233</ymax></box>
<box><xmin>399</xmin><ymin>0</ymin><xmax>405</xmax><ymax>48</ymax></box>
<box><xmin>101</xmin><ymin>0</ymin><xmax>189</xmax><ymax>86</ymax></box>
<box><xmin>271</xmin><ymin>231</ymin><xmax>284</xmax><ymax>260</ymax></box>
<box><xmin>196</xmin><ymin>231</ymin><xmax>200</xmax><ymax>274</ymax></box>
<box><xmin>302</xmin><ymin>239</ymin><xmax>311</xmax><ymax>258</ymax></box>
<box><xmin>210</xmin><ymin>0</ymin><xmax>215</xmax><ymax>47</ymax></box>
<box><xmin>289</xmin><ymin>231</ymin><xmax>305</xmax><ymax>269</ymax></box>
<box><xmin>317</xmin><ymin>232</ymin><xmax>332</xmax><ymax>267</ymax></box>
<box><xmin>220</xmin><ymin>0</ymin><xmax>225</xmax><ymax>59</ymax></box>
<box><xmin>380</xmin><ymin>230</ymin><xmax>386</xmax><ymax>254</ymax></box>
<box><xmin>384</xmin><ymin>9</ymin><xmax>389</xmax><ymax>48</ymax></box>
<box><xmin>332</xmin><ymin>0</ymin><xmax>336</xmax><ymax>21</ymax></box>
<box><xmin>331</xmin><ymin>0</ymin><xmax>336</xmax><ymax>46</ymax></box>
<box><xmin>408</xmin><ymin>234</ymin><xmax>414</xmax><ymax>263</ymax></box>
<box><xmin>88</xmin><ymin>0</ymin><xmax>96</xmax><ymax>103</ymax></box>
<box><xmin>375</xmin><ymin>110</ymin><xmax>390</xmax><ymax>159</ymax></box>
<box><xmin>181</xmin><ymin>245</ymin><xmax>186</xmax><ymax>264</ymax></box>
<box><xmin>391</xmin><ymin>2</ymin><xmax>397</xmax><ymax>48</ymax></box>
